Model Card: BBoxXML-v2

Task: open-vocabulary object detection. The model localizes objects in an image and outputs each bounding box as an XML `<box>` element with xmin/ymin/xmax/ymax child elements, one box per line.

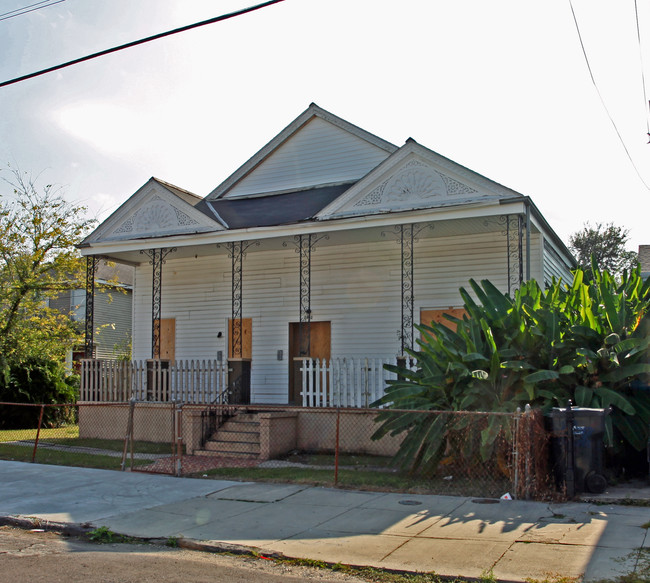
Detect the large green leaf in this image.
<box><xmin>594</xmin><ymin>387</ymin><xmax>635</xmax><ymax>415</ymax></box>
<box><xmin>524</xmin><ymin>370</ymin><xmax>560</xmax><ymax>384</ymax></box>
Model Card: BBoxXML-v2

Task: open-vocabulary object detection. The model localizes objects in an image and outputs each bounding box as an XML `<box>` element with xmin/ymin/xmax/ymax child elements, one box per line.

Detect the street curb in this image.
<box><xmin>0</xmin><ymin>515</ymin><xmax>93</xmax><ymax>537</ymax></box>
<box><xmin>0</xmin><ymin>515</ymin><xmax>536</xmax><ymax>583</ymax></box>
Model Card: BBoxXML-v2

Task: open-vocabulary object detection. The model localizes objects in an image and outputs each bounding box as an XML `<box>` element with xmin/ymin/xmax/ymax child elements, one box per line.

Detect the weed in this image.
<box><xmin>87</xmin><ymin>526</ymin><xmax>134</xmax><ymax>544</ymax></box>
<box><xmin>166</xmin><ymin>536</ymin><xmax>179</xmax><ymax>548</ymax></box>
<box><xmin>88</xmin><ymin>526</ymin><xmax>117</xmax><ymax>543</ymax></box>
<box><xmin>525</xmin><ymin>575</ymin><xmax>579</xmax><ymax>583</ymax></box>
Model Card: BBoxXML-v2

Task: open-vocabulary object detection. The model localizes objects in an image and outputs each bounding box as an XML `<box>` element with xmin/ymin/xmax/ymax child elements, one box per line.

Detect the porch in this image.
<box><xmin>79</xmin><ymin>356</ymin><xmax>409</xmax><ymax>407</ymax></box>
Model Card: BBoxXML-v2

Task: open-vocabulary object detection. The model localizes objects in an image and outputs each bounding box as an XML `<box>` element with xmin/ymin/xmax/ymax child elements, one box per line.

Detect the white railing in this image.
<box><xmin>299</xmin><ymin>357</ymin><xmax>415</xmax><ymax>408</ymax></box>
<box><xmin>80</xmin><ymin>359</ymin><xmax>229</xmax><ymax>404</ymax></box>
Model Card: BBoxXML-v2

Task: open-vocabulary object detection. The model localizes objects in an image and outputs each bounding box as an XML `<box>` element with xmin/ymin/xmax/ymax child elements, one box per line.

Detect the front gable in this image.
<box><xmin>82</xmin><ymin>178</ymin><xmax>224</xmax><ymax>245</ymax></box>
<box><xmin>207</xmin><ymin>103</ymin><xmax>397</xmax><ymax>200</ymax></box>
<box><xmin>316</xmin><ymin>141</ymin><xmax>522</xmax><ymax>220</ymax></box>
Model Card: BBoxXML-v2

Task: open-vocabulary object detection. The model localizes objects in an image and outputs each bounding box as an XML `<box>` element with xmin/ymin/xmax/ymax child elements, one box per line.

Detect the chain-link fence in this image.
<box><xmin>0</xmin><ymin>401</ymin><xmax>555</xmax><ymax>499</ymax></box>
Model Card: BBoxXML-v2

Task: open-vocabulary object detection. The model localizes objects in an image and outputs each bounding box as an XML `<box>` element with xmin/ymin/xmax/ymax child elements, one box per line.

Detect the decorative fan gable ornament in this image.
<box><xmin>113</xmin><ymin>195</ymin><xmax>199</xmax><ymax>236</ymax></box>
<box><xmin>354</xmin><ymin>161</ymin><xmax>476</xmax><ymax>209</ymax></box>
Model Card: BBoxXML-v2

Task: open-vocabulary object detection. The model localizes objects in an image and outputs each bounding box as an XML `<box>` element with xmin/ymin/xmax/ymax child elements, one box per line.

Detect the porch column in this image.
<box><xmin>223</xmin><ymin>240</ymin><xmax>258</xmax><ymax>404</ymax></box>
<box><xmin>84</xmin><ymin>255</ymin><xmax>100</xmax><ymax>358</ymax></box>
<box><xmin>284</xmin><ymin>233</ymin><xmax>328</xmax><ymax>356</ymax></box>
<box><xmin>382</xmin><ymin>224</ymin><xmax>430</xmax><ymax>355</ymax></box>
<box><xmin>140</xmin><ymin>247</ymin><xmax>176</xmax><ymax>359</ymax></box>
<box><xmin>500</xmin><ymin>214</ymin><xmax>525</xmax><ymax>295</ymax></box>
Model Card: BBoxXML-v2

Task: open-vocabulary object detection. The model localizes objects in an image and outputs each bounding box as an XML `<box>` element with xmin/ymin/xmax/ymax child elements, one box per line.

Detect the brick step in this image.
<box><xmin>221</xmin><ymin>420</ymin><xmax>260</xmax><ymax>430</ymax></box>
<box><xmin>201</xmin><ymin>439</ymin><xmax>260</xmax><ymax>455</ymax></box>
<box><xmin>193</xmin><ymin>448</ymin><xmax>260</xmax><ymax>458</ymax></box>
<box><xmin>211</xmin><ymin>429</ymin><xmax>260</xmax><ymax>444</ymax></box>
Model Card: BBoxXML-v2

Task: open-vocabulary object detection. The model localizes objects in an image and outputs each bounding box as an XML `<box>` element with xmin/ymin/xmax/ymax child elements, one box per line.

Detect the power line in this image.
<box><xmin>0</xmin><ymin>0</ymin><xmax>286</xmax><ymax>88</ymax></box>
<box><xmin>633</xmin><ymin>0</ymin><xmax>650</xmax><ymax>136</ymax></box>
<box><xmin>568</xmin><ymin>0</ymin><xmax>650</xmax><ymax>190</ymax></box>
<box><xmin>0</xmin><ymin>0</ymin><xmax>65</xmax><ymax>22</ymax></box>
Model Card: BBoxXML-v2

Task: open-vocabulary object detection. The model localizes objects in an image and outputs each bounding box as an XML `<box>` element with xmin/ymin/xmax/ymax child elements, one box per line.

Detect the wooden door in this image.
<box><xmin>228</xmin><ymin>318</ymin><xmax>252</xmax><ymax>359</ymax></box>
<box><xmin>159</xmin><ymin>318</ymin><xmax>175</xmax><ymax>361</ymax></box>
<box><xmin>288</xmin><ymin>321</ymin><xmax>331</xmax><ymax>405</ymax></box>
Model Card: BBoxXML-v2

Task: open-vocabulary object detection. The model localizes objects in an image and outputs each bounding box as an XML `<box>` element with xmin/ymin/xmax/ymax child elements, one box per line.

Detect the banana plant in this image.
<box><xmin>372</xmin><ymin>262</ymin><xmax>650</xmax><ymax>475</ymax></box>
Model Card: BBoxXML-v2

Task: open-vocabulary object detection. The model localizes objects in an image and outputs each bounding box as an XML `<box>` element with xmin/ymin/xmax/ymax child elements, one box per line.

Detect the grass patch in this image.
<box><xmin>193</xmin><ymin>465</ymin><xmax>508</xmax><ymax>496</ymax></box>
<box><xmin>0</xmin><ymin>425</ymin><xmax>176</xmax><ymax>454</ymax></box>
<box><xmin>286</xmin><ymin>452</ymin><xmax>395</xmax><ymax>469</ymax></box>
<box><xmin>0</xmin><ymin>443</ymin><xmax>153</xmax><ymax>470</ymax></box>
<box><xmin>0</xmin><ymin>425</ymin><xmax>79</xmax><ymax>442</ymax></box>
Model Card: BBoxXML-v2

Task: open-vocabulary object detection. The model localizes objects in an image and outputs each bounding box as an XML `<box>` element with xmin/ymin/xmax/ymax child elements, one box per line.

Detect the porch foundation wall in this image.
<box><xmin>296</xmin><ymin>409</ymin><xmax>404</xmax><ymax>457</ymax></box>
<box><xmin>78</xmin><ymin>404</ymin><xmax>403</xmax><ymax>458</ymax></box>
<box><xmin>79</xmin><ymin>402</ymin><xmax>195</xmax><ymax>450</ymax></box>
<box><xmin>259</xmin><ymin>412</ymin><xmax>298</xmax><ymax>460</ymax></box>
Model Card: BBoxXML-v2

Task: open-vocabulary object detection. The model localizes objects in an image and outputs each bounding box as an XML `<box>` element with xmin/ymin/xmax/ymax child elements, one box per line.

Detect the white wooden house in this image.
<box><xmin>79</xmin><ymin>104</ymin><xmax>574</xmax><ymax>407</ymax></box>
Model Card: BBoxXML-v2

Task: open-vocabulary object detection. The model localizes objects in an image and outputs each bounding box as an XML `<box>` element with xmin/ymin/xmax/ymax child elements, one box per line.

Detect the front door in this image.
<box><xmin>288</xmin><ymin>321</ymin><xmax>331</xmax><ymax>405</ymax></box>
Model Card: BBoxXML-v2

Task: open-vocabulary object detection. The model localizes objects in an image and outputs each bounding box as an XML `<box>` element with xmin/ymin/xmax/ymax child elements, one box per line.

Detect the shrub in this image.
<box><xmin>0</xmin><ymin>356</ymin><xmax>78</xmax><ymax>428</ymax></box>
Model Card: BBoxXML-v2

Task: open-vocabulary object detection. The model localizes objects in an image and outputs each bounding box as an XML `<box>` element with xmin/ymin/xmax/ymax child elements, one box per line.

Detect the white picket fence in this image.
<box><xmin>80</xmin><ymin>359</ymin><xmax>229</xmax><ymax>404</ymax></box>
<box><xmin>299</xmin><ymin>357</ymin><xmax>414</xmax><ymax>408</ymax></box>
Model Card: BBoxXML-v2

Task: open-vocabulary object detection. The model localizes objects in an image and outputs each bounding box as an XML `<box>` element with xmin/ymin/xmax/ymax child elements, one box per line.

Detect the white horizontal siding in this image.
<box><xmin>132</xmin><ymin>230</ymin><xmax>540</xmax><ymax>404</ymax></box>
<box><xmin>225</xmin><ymin>118</ymin><xmax>390</xmax><ymax>197</ymax></box>
<box><xmin>543</xmin><ymin>238</ymin><xmax>573</xmax><ymax>286</ymax></box>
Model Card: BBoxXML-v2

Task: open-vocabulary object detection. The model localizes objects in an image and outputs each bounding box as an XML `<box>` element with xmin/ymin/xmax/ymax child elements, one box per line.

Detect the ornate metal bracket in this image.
<box><xmin>84</xmin><ymin>255</ymin><xmax>101</xmax><ymax>358</ymax></box>
<box><xmin>498</xmin><ymin>214</ymin><xmax>524</xmax><ymax>295</ymax></box>
<box><xmin>283</xmin><ymin>233</ymin><xmax>329</xmax><ymax>356</ymax></box>
<box><xmin>218</xmin><ymin>240</ymin><xmax>259</xmax><ymax>359</ymax></box>
<box><xmin>140</xmin><ymin>247</ymin><xmax>177</xmax><ymax>358</ymax></box>
<box><xmin>381</xmin><ymin>223</ymin><xmax>431</xmax><ymax>355</ymax></box>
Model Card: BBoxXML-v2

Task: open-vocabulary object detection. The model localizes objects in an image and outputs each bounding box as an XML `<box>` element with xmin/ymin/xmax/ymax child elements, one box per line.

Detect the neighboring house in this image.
<box><xmin>78</xmin><ymin>103</ymin><xmax>575</xmax><ymax>406</ymax></box>
<box><xmin>49</xmin><ymin>260</ymin><xmax>133</xmax><ymax>363</ymax></box>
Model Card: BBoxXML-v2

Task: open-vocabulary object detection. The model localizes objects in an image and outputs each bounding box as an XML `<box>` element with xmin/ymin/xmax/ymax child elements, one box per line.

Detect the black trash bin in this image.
<box><xmin>549</xmin><ymin>405</ymin><xmax>609</xmax><ymax>496</ymax></box>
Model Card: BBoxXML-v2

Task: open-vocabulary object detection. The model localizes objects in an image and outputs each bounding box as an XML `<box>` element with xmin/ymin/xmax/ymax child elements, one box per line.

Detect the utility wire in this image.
<box><xmin>633</xmin><ymin>0</ymin><xmax>650</xmax><ymax>136</ymax></box>
<box><xmin>568</xmin><ymin>0</ymin><xmax>650</xmax><ymax>190</ymax></box>
<box><xmin>0</xmin><ymin>0</ymin><xmax>64</xmax><ymax>22</ymax></box>
<box><xmin>0</xmin><ymin>0</ymin><xmax>286</xmax><ymax>88</ymax></box>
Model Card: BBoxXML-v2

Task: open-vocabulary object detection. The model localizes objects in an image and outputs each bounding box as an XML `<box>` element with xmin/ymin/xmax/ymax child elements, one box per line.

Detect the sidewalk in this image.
<box><xmin>0</xmin><ymin>460</ymin><xmax>648</xmax><ymax>582</ymax></box>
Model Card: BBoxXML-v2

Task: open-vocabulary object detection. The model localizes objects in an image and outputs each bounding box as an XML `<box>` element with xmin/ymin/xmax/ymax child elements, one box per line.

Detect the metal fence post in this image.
<box><xmin>31</xmin><ymin>405</ymin><xmax>45</xmax><ymax>463</ymax></box>
<box><xmin>334</xmin><ymin>406</ymin><xmax>341</xmax><ymax>486</ymax></box>
<box><xmin>513</xmin><ymin>406</ymin><xmax>520</xmax><ymax>499</ymax></box>
<box><xmin>121</xmin><ymin>398</ymin><xmax>136</xmax><ymax>471</ymax></box>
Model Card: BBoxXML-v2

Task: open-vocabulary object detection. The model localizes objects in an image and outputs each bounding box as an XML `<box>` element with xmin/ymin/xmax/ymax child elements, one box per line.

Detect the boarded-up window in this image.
<box><xmin>159</xmin><ymin>318</ymin><xmax>175</xmax><ymax>361</ymax></box>
<box><xmin>420</xmin><ymin>308</ymin><xmax>466</xmax><ymax>336</ymax></box>
<box><xmin>228</xmin><ymin>318</ymin><xmax>252</xmax><ymax>359</ymax></box>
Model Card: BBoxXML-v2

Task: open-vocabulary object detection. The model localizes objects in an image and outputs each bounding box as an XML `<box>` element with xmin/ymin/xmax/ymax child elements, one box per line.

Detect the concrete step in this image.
<box><xmin>193</xmin><ymin>448</ymin><xmax>259</xmax><ymax>458</ymax></box>
<box><xmin>201</xmin><ymin>439</ymin><xmax>260</xmax><ymax>455</ymax></box>
<box><xmin>199</xmin><ymin>411</ymin><xmax>261</xmax><ymax>458</ymax></box>
<box><xmin>212</xmin><ymin>429</ymin><xmax>260</xmax><ymax>444</ymax></box>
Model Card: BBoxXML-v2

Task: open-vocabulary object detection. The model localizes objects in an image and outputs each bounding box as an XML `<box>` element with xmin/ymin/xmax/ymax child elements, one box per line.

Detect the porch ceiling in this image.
<box><xmin>84</xmin><ymin>202</ymin><xmax>534</xmax><ymax>266</ymax></box>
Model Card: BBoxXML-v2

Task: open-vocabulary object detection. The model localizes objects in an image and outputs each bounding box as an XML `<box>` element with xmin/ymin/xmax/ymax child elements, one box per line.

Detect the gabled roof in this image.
<box><xmin>195</xmin><ymin>183</ymin><xmax>351</xmax><ymax>229</ymax></box>
<box><xmin>81</xmin><ymin>177</ymin><xmax>224</xmax><ymax>246</ymax></box>
<box><xmin>151</xmin><ymin>177</ymin><xmax>203</xmax><ymax>206</ymax></box>
<box><xmin>316</xmin><ymin>139</ymin><xmax>524</xmax><ymax>220</ymax></box>
<box><xmin>206</xmin><ymin>103</ymin><xmax>398</xmax><ymax>200</ymax></box>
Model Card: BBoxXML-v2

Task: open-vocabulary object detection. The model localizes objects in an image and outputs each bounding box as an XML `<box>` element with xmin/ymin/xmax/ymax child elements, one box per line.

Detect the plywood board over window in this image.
<box><xmin>228</xmin><ymin>318</ymin><xmax>252</xmax><ymax>359</ymax></box>
<box><xmin>158</xmin><ymin>318</ymin><xmax>175</xmax><ymax>361</ymax></box>
<box><xmin>420</xmin><ymin>308</ymin><xmax>466</xmax><ymax>334</ymax></box>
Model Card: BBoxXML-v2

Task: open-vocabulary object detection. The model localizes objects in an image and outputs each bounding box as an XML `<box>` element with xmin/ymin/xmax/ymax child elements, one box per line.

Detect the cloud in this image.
<box><xmin>53</xmin><ymin>101</ymin><xmax>159</xmax><ymax>158</ymax></box>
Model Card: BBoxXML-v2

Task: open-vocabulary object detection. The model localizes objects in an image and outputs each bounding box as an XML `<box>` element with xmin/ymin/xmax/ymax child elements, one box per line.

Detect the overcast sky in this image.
<box><xmin>1</xmin><ymin>0</ymin><xmax>648</xmax><ymax>252</ymax></box>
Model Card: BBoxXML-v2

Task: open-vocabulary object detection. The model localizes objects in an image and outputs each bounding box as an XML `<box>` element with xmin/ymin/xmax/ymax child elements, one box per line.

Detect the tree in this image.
<box><xmin>569</xmin><ymin>222</ymin><xmax>637</xmax><ymax>279</ymax></box>
<box><xmin>0</xmin><ymin>167</ymin><xmax>96</xmax><ymax>364</ymax></box>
